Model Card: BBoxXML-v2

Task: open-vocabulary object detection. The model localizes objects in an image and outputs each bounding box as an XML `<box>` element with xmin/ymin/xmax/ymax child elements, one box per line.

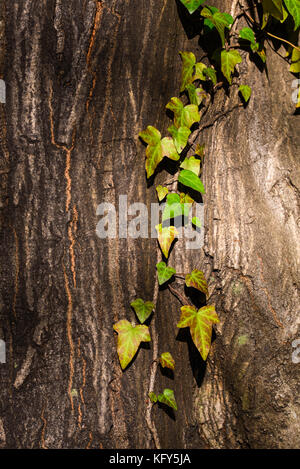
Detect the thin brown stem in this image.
<box><xmin>168</xmin><ymin>284</ymin><xmax>190</xmax><ymax>306</ymax></box>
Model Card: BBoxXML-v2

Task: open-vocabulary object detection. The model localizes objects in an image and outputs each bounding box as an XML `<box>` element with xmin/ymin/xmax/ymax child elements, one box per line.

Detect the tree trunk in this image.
<box><xmin>0</xmin><ymin>0</ymin><xmax>299</xmax><ymax>450</ymax></box>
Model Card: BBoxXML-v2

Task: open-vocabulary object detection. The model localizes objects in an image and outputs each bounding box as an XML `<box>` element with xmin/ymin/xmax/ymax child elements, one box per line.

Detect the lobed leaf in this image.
<box><xmin>158</xmin><ymin>389</ymin><xmax>178</xmax><ymax>410</ymax></box>
<box><xmin>179</xmin><ymin>0</ymin><xmax>205</xmax><ymax>14</ymax></box>
<box><xmin>168</xmin><ymin>124</ymin><xmax>191</xmax><ymax>153</ymax></box>
<box><xmin>185</xmin><ymin>269</ymin><xmax>208</xmax><ymax>297</ymax></box>
<box><xmin>139</xmin><ymin>126</ymin><xmax>179</xmax><ymax>178</ymax></box>
<box><xmin>155</xmin><ymin>224</ymin><xmax>178</xmax><ymax>258</ymax></box>
<box><xmin>160</xmin><ymin>352</ymin><xmax>175</xmax><ymax>370</ymax></box>
<box><xmin>177</xmin><ymin>305</ymin><xmax>219</xmax><ymax>360</ymax></box>
<box><xmin>130</xmin><ymin>298</ymin><xmax>154</xmax><ymax>323</ymax></box>
<box><xmin>113</xmin><ymin>320</ymin><xmax>151</xmax><ymax>369</ymax></box>
<box><xmin>166</xmin><ymin>97</ymin><xmax>200</xmax><ymax>129</ymax></box>
<box><xmin>194</xmin><ymin>62</ymin><xmax>207</xmax><ymax>81</ymax></box>
<box><xmin>180</xmin><ymin>156</ymin><xmax>200</xmax><ymax>175</ymax></box>
<box><xmin>221</xmin><ymin>49</ymin><xmax>242</xmax><ymax>84</ymax></box>
<box><xmin>156</xmin><ymin>261</ymin><xmax>176</xmax><ymax>285</ymax></box>
<box><xmin>186</xmin><ymin>83</ymin><xmax>206</xmax><ymax>106</ymax></box>
<box><xmin>201</xmin><ymin>6</ymin><xmax>233</xmax><ymax>45</ymax></box>
<box><xmin>178</xmin><ymin>169</ymin><xmax>205</xmax><ymax>194</ymax></box>
<box><xmin>203</xmin><ymin>67</ymin><xmax>217</xmax><ymax>85</ymax></box>
<box><xmin>192</xmin><ymin>216</ymin><xmax>202</xmax><ymax>228</ymax></box>
<box><xmin>149</xmin><ymin>392</ymin><xmax>158</xmax><ymax>403</ymax></box>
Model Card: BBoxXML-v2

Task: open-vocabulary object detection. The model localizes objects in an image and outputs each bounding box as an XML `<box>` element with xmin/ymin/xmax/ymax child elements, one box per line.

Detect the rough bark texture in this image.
<box><xmin>0</xmin><ymin>0</ymin><xmax>299</xmax><ymax>449</ymax></box>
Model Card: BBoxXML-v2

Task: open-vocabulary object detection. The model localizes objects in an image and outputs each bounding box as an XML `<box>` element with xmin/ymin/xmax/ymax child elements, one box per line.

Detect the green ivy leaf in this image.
<box><xmin>284</xmin><ymin>0</ymin><xmax>300</xmax><ymax>30</ymax></box>
<box><xmin>156</xmin><ymin>224</ymin><xmax>178</xmax><ymax>258</ymax></box>
<box><xmin>158</xmin><ymin>389</ymin><xmax>178</xmax><ymax>410</ymax></box>
<box><xmin>179</xmin><ymin>0</ymin><xmax>205</xmax><ymax>14</ymax></box>
<box><xmin>113</xmin><ymin>320</ymin><xmax>151</xmax><ymax>370</ymax></box>
<box><xmin>156</xmin><ymin>261</ymin><xmax>176</xmax><ymax>285</ymax></box>
<box><xmin>221</xmin><ymin>49</ymin><xmax>242</xmax><ymax>84</ymax></box>
<box><xmin>185</xmin><ymin>269</ymin><xmax>208</xmax><ymax>297</ymax></box>
<box><xmin>149</xmin><ymin>392</ymin><xmax>158</xmax><ymax>403</ymax></box>
<box><xmin>139</xmin><ymin>126</ymin><xmax>180</xmax><ymax>178</ymax></box>
<box><xmin>194</xmin><ymin>62</ymin><xmax>207</xmax><ymax>80</ymax></box>
<box><xmin>160</xmin><ymin>352</ymin><xmax>175</xmax><ymax>370</ymax></box>
<box><xmin>262</xmin><ymin>0</ymin><xmax>288</xmax><ymax>24</ymax></box>
<box><xmin>239</xmin><ymin>27</ymin><xmax>259</xmax><ymax>52</ymax></box>
<box><xmin>130</xmin><ymin>298</ymin><xmax>154</xmax><ymax>324</ymax></box>
<box><xmin>180</xmin><ymin>156</ymin><xmax>200</xmax><ymax>175</ymax></box>
<box><xmin>186</xmin><ymin>84</ymin><xmax>206</xmax><ymax>106</ymax></box>
<box><xmin>156</xmin><ymin>185</ymin><xmax>169</xmax><ymax>202</ymax></box>
<box><xmin>290</xmin><ymin>47</ymin><xmax>300</xmax><ymax>72</ymax></box>
<box><xmin>201</xmin><ymin>6</ymin><xmax>233</xmax><ymax>46</ymax></box>
<box><xmin>178</xmin><ymin>169</ymin><xmax>205</xmax><ymax>194</ymax></box>
<box><xmin>192</xmin><ymin>216</ymin><xmax>202</xmax><ymax>228</ymax></box>
<box><xmin>166</xmin><ymin>97</ymin><xmax>201</xmax><ymax>129</ymax></box>
<box><xmin>239</xmin><ymin>85</ymin><xmax>252</xmax><ymax>103</ymax></box>
<box><xmin>179</xmin><ymin>51</ymin><xmax>196</xmax><ymax>92</ymax></box>
<box><xmin>203</xmin><ymin>67</ymin><xmax>217</xmax><ymax>85</ymax></box>
<box><xmin>177</xmin><ymin>305</ymin><xmax>219</xmax><ymax>360</ymax></box>
<box><xmin>168</xmin><ymin>124</ymin><xmax>191</xmax><ymax>153</ymax></box>
<box><xmin>162</xmin><ymin>193</ymin><xmax>186</xmax><ymax>222</ymax></box>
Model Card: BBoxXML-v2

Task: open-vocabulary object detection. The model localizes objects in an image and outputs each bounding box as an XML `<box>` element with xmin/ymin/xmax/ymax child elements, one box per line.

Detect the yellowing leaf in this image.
<box><xmin>130</xmin><ymin>298</ymin><xmax>154</xmax><ymax>323</ymax></box>
<box><xmin>185</xmin><ymin>269</ymin><xmax>208</xmax><ymax>297</ymax></box>
<box><xmin>194</xmin><ymin>62</ymin><xmax>207</xmax><ymax>81</ymax></box>
<box><xmin>166</xmin><ymin>97</ymin><xmax>200</xmax><ymax>129</ymax></box>
<box><xmin>179</xmin><ymin>192</ymin><xmax>194</xmax><ymax>204</ymax></box>
<box><xmin>262</xmin><ymin>0</ymin><xmax>287</xmax><ymax>21</ymax></box>
<box><xmin>139</xmin><ymin>126</ymin><xmax>179</xmax><ymax>178</ymax></box>
<box><xmin>155</xmin><ymin>224</ymin><xmax>178</xmax><ymax>258</ymax></box>
<box><xmin>201</xmin><ymin>7</ymin><xmax>233</xmax><ymax>46</ymax></box>
<box><xmin>179</xmin><ymin>51</ymin><xmax>196</xmax><ymax>92</ymax></box>
<box><xmin>113</xmin><ymin>320</ymin><xmax>151</xmax><ymax>369</ymax></box>
<box><xmin>149</xmin><ymin>392</ymin><xmax>158</xmax><ymax>403</ymax></box>
<box><xmin>160</xmin><ymin>352</ymin><xmax>175</xmax><ymax>370</ymax></box>
<box><xmin>158</xmin><ymin>389</ymin><xmax>178</xmax><ymax>410</ymax></box>
<box><xmin>186</xmin><ymin>84</ymin><xmax>206</xmax><ymax>106</ymax></box>
<box><xmin>221</xmin><ymin>49</ymin><xmax>242</xmax><ymax>84</ymax></box>
<box><xmin>290</xmin><ymin>48</ymin><xmax>300</xmax><ymax>73</ymax></box>
<box><xmin>156</xmin><ymin>185</ymin><xmax>169</xmax><ymax>202</ymax></box>
<box><xmin>177</xmin><ymin>305</ymin><xmax>219</xmax><ymax>360</ymax></box>
<box><xmin>180</xmin><ymin>156</ymin><xmax>200</xmax><ymax>175</ymax></box>
<box><xmin>156</xmin><ymin>261</ymin><xmax>176</xmax><ymax>285</ymax></box>
<box><xmin>168</xmin><ymin>124</ymin><xmax>191</xmax><ymax>153</ymax></box>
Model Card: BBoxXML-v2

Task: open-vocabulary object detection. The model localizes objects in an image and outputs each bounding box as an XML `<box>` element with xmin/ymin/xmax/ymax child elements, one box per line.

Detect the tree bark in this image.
<box><xmin>0</xmin><ymin>0</ymin><xmax>299</xmax><ymax>450</ymax></box>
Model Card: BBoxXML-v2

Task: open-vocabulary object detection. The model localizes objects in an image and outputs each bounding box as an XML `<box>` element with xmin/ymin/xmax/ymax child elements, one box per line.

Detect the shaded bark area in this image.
<box><xmin>0</xmin><ymin>0</ymin><xmax>199</xmax><ymax>449</ymax></box>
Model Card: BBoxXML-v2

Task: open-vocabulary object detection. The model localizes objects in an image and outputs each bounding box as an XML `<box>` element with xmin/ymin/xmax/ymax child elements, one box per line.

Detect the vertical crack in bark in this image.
<box><xmin>63</xmin><ymin>261</ymin><xmax>75</xmax><ymax>413</ymax></box>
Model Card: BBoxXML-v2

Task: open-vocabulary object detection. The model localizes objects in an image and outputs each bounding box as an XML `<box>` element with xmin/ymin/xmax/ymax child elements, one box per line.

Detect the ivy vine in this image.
<box><xmin>113</xmin><ymin>0</ymin><xmax>299</xmax><ymax>448</ymax></box>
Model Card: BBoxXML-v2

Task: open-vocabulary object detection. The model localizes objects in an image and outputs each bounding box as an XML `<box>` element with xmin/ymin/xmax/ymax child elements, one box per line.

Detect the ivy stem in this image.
<box><xmin>174</xmin><ymin>274</ymin><xmax>185</xmax><ymax>279</ymax></box>
<box><xmin>145</xmin><ymin>250</ymin><xmax>161</xmax><ymax>450</ymax></box>
<box><xmin>265</xmin><ymin>32</ymin><xmax>300</xmax><ymax>52</ymax></box>
<box><xmin>168</xmin><ymin>284</ymin><xmax>191</xmax><ymax>306</ymax></box>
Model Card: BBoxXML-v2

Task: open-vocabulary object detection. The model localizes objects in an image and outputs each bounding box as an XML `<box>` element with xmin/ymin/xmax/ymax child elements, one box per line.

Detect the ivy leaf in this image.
<box><xmin>221</xmin><ymin>49</ymin><xmax>242</xmax><ymax>84</ymax></box>
<box><xmin>156</xmin><ymin>185</ymin><xmax>168</xmax><ymax>202</ymax></box>
<box><xmin>113</xmin><ymin>320</ymin><xmax>151</xmax><ymax>370</ymax></box>
<box><xmin>239</xmin><ymin>85</ymin><xmax>252</xmax><ymax>103</ymax></box>
<box><xmin>158</xmin><ymin>389</ymin><xmax>178</xmax><ymax>411</ymax></box>
<box><xmin>177</xmin><ymin>305</ymin><xmax>219</xmax><ymax>360</ymax></box>
<box><xmin>180</xmin><ymin>156</ymin><xmax>200</xmax><ymax>175</ymax></box>
<box><xmin>195</xmin><ymin>144</ymin><xmax>205</xmax><ymax>158</ymax></box>
<box><xmin>290</xmin><ymin>48</ymin><xmax>300</xmax><ymax>72</ymax></box>
<box><xmin>179</xmin><ymin>0</ymin><xmax>205</xmax><ymax>14</ymax></box>
<box><xmin>284</xmin><ymin>0</ymin><xmax>300</xmax><ymax>30</ymax></box>
<box><xmin>194</xmin><ymin>62</ymin><xmax>207</xmax><ymax>80</ymax></box>
<box><xmin>203</xmin><ymin>67</ymin><xmax>217</xmax><ymax>85</ymax></box>
<box><xmin>139</xmin><ymin>126</ymin><xmax>179</xmax><ymax>178</ymax></box>
<box><xmin>239</xmin><ymin>27</ymin><xmax>259</xmax><ymax>52</ymax></box>
<box><xmin>162</xmin><ymin>193</ymin><xmax>185</xmax><ymax>221</ymax></box>
<box><xmin>168</xmin><ymin>124</ymin><xmax>191</xmax><ymax>153</ymax></box>
<box><xmin>185</xmin><ymin>269</ymin><xmax>208</xmax><ymax>297</ymax></box>
<box><xmin>149</xmin><ymin>392</ymin><xmax>158</xmax><ymax>403</ymax></box>
<box><xmin>160</xmin><ymin>352</ymin><xmax>175</xmax><ymax>370</ymax></box>
<box><xmin>201</xmin><ymin>6</ymin><xmax>233</xmax><ymax>46</ymax></box>
<box><xmin>180</xmin><ymin>192</ymin><xmax>194</xmax><ymax>204</ymax></box>
<box><xmin>156</xmin><ymin>261</ymin><xmax>176</xmax><ymax>285</ymax></box>
<box><xmin>166</xmin><ymin>97</ymin><xmax>201</xmax><ymax>129</ymax></box>
<box><xmin>262</xmin><ymin>0</ymin><xmax>287</xmax><ymax>21</ymax></box>
<box><xmin>186</xmin><ymin>84</ymin><xmax>206</xmax><ymax>106</ymax></box>
<box><xmin>192</xmin><ymin>216</ymin><xmax>202</xmax><ymax>228</ymax></box>
<box><xmin>155</xmin><ymin>224</ymin><xmax>178</xmax><ymax>258</ymax></box>
<box><xmin>179</xmin><ymin>51</ymin><xmax>196</xmax><ymax>92</ymax></box>
<box><xmin>178</xmin><ymin>169</ymin><xmax>205</xmax><ymax>194</ymax></box>
<box><xmin>130</xmin><ymin>298</ymin><xmax>154</xmax><ymax>324</ymax></box>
